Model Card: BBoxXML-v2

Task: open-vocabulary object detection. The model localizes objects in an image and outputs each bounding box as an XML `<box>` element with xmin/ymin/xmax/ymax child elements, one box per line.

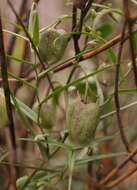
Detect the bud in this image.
<box><xmin>38</xmin><ymin>28</ymin><xmax>69</xmax><ymax>64</ymax></box>
<box><xmin>67</xmin><ymin>100</ymin><xmax>101</xmax><ymax>146</ymax></box>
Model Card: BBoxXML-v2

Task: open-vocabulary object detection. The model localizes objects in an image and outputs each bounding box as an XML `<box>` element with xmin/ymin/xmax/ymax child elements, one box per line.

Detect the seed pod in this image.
<box><xmin>38</xmin><ymin>28</ymin><xmax>69</xmax><ymax>64</ymax></box>
<box><xmin>67</xmin><ymin>100</ymin><xmax>101</xmax><ymax>146</ymax></box>
<box><xmin>0</xmin><ymin>90</ymin><xmax>8</xmax><ymax>128</ymax></box>
<box><xmin>33</xmin><ymin>102</ymin><xmax>56</xmax><ymax>130</ymax></box>
<box><xmin>40</xmin><ymin>103</ymin><xmax>56</xmax><ymax>130</ymax></box>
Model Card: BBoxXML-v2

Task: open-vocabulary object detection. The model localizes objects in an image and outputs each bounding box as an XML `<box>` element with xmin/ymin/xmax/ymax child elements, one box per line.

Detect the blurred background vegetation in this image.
<box><xmin>0</xmin><ymin>0</ymin><xmax>137</xmax><ymax>190</ymax></box>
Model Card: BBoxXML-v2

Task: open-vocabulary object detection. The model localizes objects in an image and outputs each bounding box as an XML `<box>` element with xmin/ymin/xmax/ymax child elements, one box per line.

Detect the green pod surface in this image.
<box><xmin>38</xmin><ymin>28</ymin><xmax>68</xmax><ymax>64</ymax></box>
<box><xmin>67</xmin><ymin>100</ymin><xmax>101</xmax><ymax>146</ymax></box>
<box><xmin>40</xmin><ymin>103</ymin><xmax>56</xmax><ymax>130</ymax></box>
<box><xmin>33</xmin><ymin>102</ymin><xmax>56</xmax><ymax>130</ymax></box>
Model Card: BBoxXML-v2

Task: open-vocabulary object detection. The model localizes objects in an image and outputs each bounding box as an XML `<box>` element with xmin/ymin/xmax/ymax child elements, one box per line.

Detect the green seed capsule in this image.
<box><xmin>33</xmin><ymin>102</ymin><xmax>56</xmax><ymax>130</ymax></box>
<box><xmin>67</xmin><ymin>100</ymin><xmax>101</xmax><ymax>146</ymax></box>
<box><xmin>38</xmin><ymin>28</ymin><xmax>69</xmax><ymax>64</ymax></box>
<box><xmin>40</xmin><ymin>103</ymin><xmax>56</xmax><ymax>130</ymax></box>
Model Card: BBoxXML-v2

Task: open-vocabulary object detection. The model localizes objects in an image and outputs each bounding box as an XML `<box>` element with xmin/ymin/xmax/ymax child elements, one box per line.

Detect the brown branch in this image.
<box><xmin>87</xmin><ymin>151</ymin><xmax>96</xmax><ymax>190</ymax></box>
<box><xmin>6</xmin><ymin>14</ymin><xmax>137</xmax><ymax>84</ymax></box>
<box><xmin>3</xmin><ymin>28</ymin><xmax>137</xmax><ymax>84</ymax></box>
<box><xmin>99</xmin><ymin>146</ymin><xmax>137</xmax><ymax>186</ymax></box>
<box><xmin>106</xmin><ymin>165</ymin><xmax>137</xmax><ymax>189</ymax></box>
<box><xmin>114</xmin><ymin>21</ymin><xmax>131</xmax><ymax>153</ymax></box>
<box><xmin>124</xmin><ymin>0</ymin><xmax>137</xmax><ymax>88</ymax></box>
<box><xmin>0</xmin><ymin>14</ymin><xmax>16</xmax><ymax>157</ymax></box>
<box><xmin>52</xmin><ymin>14</ymin><xmax>137</xmax><ymax>74</ymax></box>
<box><xmin>67</xmin><ymin>5</ymin><xmax>80</xmax><ymax>84</ymax></box>
<box><xmin>53</xmin><ymin>28</ymin><xmax>137</xmax><ymax>73</ymax></box>
<box><xmin>67</xmin><ymin>1</ymin><xmax>93</xmax><ymax>84</ymax></box>
<box><xmin>72</xmin><ymin>5</ymin><xmax>80</xmax><ymax>54</ymax></box>
<box><xmin>0</xmin><ymin>14</ymin><xmax>17</xmax><ymax>190</ymax></box>
<box><xmin>72</xmin><ymin>0</ymin><xmax>93</xmax><ymax>53</ymax></box>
